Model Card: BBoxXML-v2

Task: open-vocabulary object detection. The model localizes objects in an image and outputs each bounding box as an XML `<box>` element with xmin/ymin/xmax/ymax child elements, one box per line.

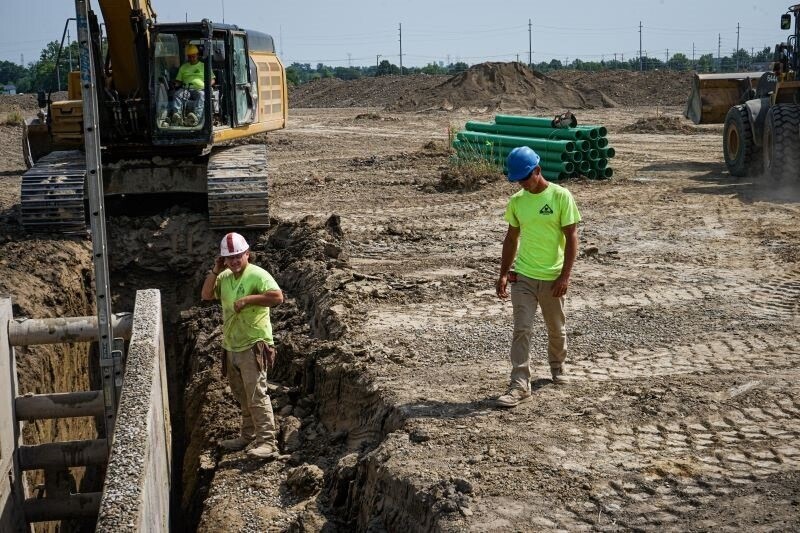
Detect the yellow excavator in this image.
<box><xmin>685</xmin><ymin>4</ymin><xmax>800</xmax><ymax>180</ymax></box>
<box><xmin>21</xmin><ymin>0</ymin><xmax>288</xmax><ymax>232</ymax></box>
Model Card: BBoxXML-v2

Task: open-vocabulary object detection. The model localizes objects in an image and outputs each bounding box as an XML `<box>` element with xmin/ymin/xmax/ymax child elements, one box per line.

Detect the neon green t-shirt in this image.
<box><xmin>214</xmin><ymin>263</ymin><xmax>280</xmax><ymax>351</ymax></box>
<box><xmin>176</xmin><ymin>61</ymin><xmax>205</xmax><ymax>90</ymax></box>
<box><xmin>504</xmin><ymin>183</ymin><xmax>581</xmax><ymax>281</ymax></box>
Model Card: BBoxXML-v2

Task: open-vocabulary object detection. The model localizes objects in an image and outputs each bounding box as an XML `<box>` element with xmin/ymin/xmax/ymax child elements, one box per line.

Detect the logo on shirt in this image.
<box><xmin>539</xmin><ymin>204</ymin><xmax>554</xmax><ymax>215</ymax></box>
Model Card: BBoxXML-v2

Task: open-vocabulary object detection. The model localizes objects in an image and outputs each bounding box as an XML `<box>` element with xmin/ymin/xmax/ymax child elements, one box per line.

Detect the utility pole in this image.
<box><xmin>528</xmin><ymin>18</ymin><xmax>532</xmax><ymax>69</ymax></box>
<box><xmin>221</xmin><ymin>0</ymin><xmax>225</xmax><ymax>23</ymax></box>
<box><xmin>692</xmin><ymin>42</ymin><xmax>696</xmax><ymax>70</ymax></box>
<box><xmin>736</xmin><ymin>22</ymin><xmax>740</xmax><ymax>71</ymax></box>
<box><xmin>717</xmin><ymin>33</ymin><xmax>721</xmax><ymax>72</ymax></box>
<box><xmin>398</xmin><ymin>23</ymin><xmax>403</xmax><ymax>75</ymax></box>
<box><xmin>666</xmin><ymin>48</ymin><xmax>669</xmax><ymax>67</ymax></box>
<box><xmin>516</xmin><ymin>53</ymin><xmax>519</xmax><ymax>63</ymax></box>
<box><xmin>376</xmin><ymin>54</ymin><xmax>381</xmax><ymax>71</ymax></box>
<box><xmin>639</xmin><ymin>21</ymin><xmax>643</xmax><ymax>71</ymax></box>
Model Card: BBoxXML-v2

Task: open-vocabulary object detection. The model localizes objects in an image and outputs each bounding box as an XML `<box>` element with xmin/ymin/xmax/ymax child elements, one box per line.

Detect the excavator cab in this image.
<box><xmin>150</xmin><ymin>25</ymin><xmax>214</xmax><ymax>146</ymax></box>
<box><xmin>150</xmin><ymin>23</ymin><xmax>259</xmax><ymax>148</ymax></box>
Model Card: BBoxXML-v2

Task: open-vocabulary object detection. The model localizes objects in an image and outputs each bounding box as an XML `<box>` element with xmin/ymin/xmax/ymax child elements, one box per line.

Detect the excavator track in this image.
<box><xmin>207</xmin><ymin>144</ymin><xmax>271</xmax><ymax>228</ymax></box>
<box><xmin>20</xmin><ymin>150</ymin><xmax>86</xmax><ymax>234</ymax></box>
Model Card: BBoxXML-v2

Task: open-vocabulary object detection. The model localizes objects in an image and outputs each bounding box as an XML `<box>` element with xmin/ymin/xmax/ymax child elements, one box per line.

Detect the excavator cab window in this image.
<box><xmin>781</xmin><ymin>14</ymin><xmax>791</xmax><ymax>30</ymax></box>
<box><xmin>153</xmin><ymin>32</ymin><xmax>210</xmax><ymax>133</ymax></box>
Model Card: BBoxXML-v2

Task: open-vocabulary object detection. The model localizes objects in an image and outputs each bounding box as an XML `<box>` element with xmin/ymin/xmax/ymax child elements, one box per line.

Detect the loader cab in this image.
<box><xmin>150</xmin><ymin>22</ymin><xmax>258</xmax><ymax>148</ymax></box>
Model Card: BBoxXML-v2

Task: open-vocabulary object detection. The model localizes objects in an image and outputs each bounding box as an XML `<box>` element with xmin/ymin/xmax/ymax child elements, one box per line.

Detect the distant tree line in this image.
<box><xmin>0</xmin><ymin>39</ymin><xmax>779</xmax><ymax>92</ymax></box>
<box><xmin>533</xmin><ymin>47</ymin><xmax>774</xmax><ymax>74</ymax></box>
<box><xmin>285</xmin><ymin>60</ymin><xmax>470</xmax><ymax>85</ymax></box>
<box><xmin>2</xmin><ymin>40</ymin><xmax>80</xmax><ymax>93</ymax></box>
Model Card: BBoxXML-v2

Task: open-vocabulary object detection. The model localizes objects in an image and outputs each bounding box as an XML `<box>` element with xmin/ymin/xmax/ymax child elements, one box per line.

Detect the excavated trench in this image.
<box><xmin>1</xmin><ymin>204</ymin><xmax>440</xmax><ymax>531</ymax></box>
<box><xmin>100</xmin><ymin>209</ymin><xmax>435</xmax><ymax>531</ymax></box>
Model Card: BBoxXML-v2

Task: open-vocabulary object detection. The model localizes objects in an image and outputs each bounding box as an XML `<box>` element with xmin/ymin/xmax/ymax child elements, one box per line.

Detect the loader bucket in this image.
<box><xmin>684</xmin><ymin>72</ymin><xmax>766</xmax><ymax>124</ymax></box>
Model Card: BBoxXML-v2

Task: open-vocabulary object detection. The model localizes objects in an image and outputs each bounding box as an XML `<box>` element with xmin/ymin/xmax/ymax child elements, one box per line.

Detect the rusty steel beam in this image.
<box><xmin>18</xmin><ymin>439</ymin><xmax>108</xmax><ymax>471</ymax></box>
<box><xmin>8</xmin><ymin>313</ymin><xmax>132</xmax><ymax>346</ymax></box>
<box><xmin>15</xmin><ymin>390</ymin><xmax>105</xmax><ymax>420</ymax></box>
<box><xmin>23</xmin><ymin>492</ymin><xmax>101</xmax><ymax>522</ymax></box>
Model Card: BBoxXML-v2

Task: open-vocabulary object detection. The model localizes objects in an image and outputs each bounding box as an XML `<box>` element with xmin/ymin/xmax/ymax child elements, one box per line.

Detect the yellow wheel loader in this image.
<box><xmin>21</xmin><ymin>0</ymin><xmax>287</xmax><ymax>233</ymax></box>
<box><xmin>685</xmin><ymin>4</ymin><xmax>800</xmax><ymax>180</ymax></box>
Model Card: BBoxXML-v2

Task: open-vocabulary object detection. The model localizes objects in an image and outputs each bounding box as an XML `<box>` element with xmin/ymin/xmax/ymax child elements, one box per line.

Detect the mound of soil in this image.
<box><xmin>547</xmin><ymin>69</ymin><xmax>694</xmax><ymax>107</ymax></box>
<box><xmin>390</xmin><ymin>62</ymin><xmax>617</xmax><ymax>112</ymax></box>
<box><xmin>289</xmin><ymin>75</ymin><xmax>445</xmax><ymax>108</ymax></box>
<box><xmin>621</xmin><ymin>115</ymin><xmax>697</xmax><ymax>134</ymax></box>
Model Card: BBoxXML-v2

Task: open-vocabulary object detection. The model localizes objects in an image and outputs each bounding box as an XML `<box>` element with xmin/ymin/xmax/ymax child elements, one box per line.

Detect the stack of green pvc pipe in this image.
<box><xmin>451</xmin><ymin>114</ymin><xmax>615</xmax><ymax>181</ymax></box>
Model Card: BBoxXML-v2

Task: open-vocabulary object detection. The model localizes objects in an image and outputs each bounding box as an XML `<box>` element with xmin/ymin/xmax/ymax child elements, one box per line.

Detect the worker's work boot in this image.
<box><xmin>495</xmin><ymin>387</ymin><xmax>531</xmax><ymax>408</ymax></box>
<box><xmin>219</xmin><ymin>436</ymin><xmax>252</xmax><ymax>451</ymax></box>
<box><xmin>247</xmin><ymin>440</ymin><xmax>279</xmax><ymax>460</ymax></box>
<box><xmin>185</xmin><ymin>112</ymin><xmax>198</xmax><ymax>126</ymax></box>
<box><xmin>170</xmin><ymin>112</ymin><xmax>183</xmax><ymax>126</ymax></box>
<box><xmin>551</xmin><ymin>367</ymin><xmax>575</xmax><ymax>385</ymax></box>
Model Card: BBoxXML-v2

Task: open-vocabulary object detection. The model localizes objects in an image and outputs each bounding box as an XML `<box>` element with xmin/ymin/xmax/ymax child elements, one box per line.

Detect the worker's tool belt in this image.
<box><xmin>252</xmin><ymin>341</ymin><xmax>277</xmax><ymax>372</ymax></box>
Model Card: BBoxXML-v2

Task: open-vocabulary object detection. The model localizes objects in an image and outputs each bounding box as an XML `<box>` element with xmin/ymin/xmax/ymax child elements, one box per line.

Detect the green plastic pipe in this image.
<box><xmin>477</xmin><ymin>144</ymin><xmax>580</xmax><ymax>164</ymax></box>
<box><xmin>599</xmin><ymin>147</ymin><xmax>616</xmax><ymax>158</ymax></box>
<box><xmin>578</xmin><ymin>161</ymin><xmax>590</xmax><ymax>173</ymax></box>
<box><xmin>603</xmin><ymin>167</ymin><xmax>614</xmax><ymax>178</ymax></box>
<box><xmin>541</xmin><ymin>170</ymin><xmax>569</xmax><ymax>181</ymax></box>
<box><xmin>585</xmin><ymin>169</ymin><xmax>598</xmax><ymax>179</ymax></box>
<box><xmin>494</xmin><ymin>115</ymin><xmax>600</xmax><ymax>140</ymax></box>
<box><xmin>457</xmin><ymin>131</ymin><xmax>576</xmax><ymax>153</ymax></box>
<box><xmin>467</xmin><ymin>120</ymin><xmax>590</xmax><ymax>141</ymax></box>
<box><xmin>590</xmin><ymin>137</ymin><xmax>609</xmax><ymax>149</ymax></box>
<box><xmin>575</xmin><ymin>125</ymin><xmax>608</xmax><ymax>137</ymax></box>
<box><xmin>590</xmin><ymin>158</ymin><xmax>608</xmax><ymax>170</ymax></box>
<box><xmin>586</xmin><ymin>149</ymin><xmax>599</xmax><ymax>160</ymax></box>
<box><xmin>459</xmin><ymin>150</ymin><xmax>574</xmax><ymax>175</ymax></box>
<box><xmin>495</xmin><ymin>114</ymin><xmax>571</xmax><ymax>128</ymax></box>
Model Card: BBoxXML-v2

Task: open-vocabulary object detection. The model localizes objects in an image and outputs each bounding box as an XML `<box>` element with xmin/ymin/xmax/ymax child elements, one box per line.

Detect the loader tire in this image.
<box><xmin>723</xmin><ymin>105</ymin><xmax>760</xmax><ymax>177</ymax></box>
<box><xmin>762</xmin><ymin>103</ymin><xmax>800</xmax><ymax>182</ymax></box>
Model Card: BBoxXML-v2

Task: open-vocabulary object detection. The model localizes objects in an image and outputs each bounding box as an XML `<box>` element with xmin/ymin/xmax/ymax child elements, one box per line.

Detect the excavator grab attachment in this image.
<box><xmin>684</xmin><ymin>72</ymin><xmax>767</xmax><ymax>124</ymax></box>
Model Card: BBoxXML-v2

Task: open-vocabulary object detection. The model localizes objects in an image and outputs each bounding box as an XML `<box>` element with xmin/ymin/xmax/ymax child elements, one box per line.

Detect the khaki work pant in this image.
<box><xmin>509</xmin><ymin>273</ymin><xmax>567</xmax><ymax>391</ymax></box>
<box><xmin>226</xmin><ymin>348</ymin><xmax>277</xmax><ymax>444</ymax></box>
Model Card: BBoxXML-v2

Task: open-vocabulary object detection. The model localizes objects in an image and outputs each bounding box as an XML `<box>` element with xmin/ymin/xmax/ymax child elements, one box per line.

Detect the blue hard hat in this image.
<box><xmin>506</xmin><ymin>146</ymin><xmax>540</xmax><ymax>182</ymax></box>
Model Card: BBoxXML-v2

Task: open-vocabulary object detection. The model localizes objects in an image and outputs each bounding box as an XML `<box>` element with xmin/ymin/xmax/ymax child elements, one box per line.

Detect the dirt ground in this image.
<box><xmin>1</xmin><ymin>68</ymin><xmax>799</xmax><ymax>532</ymax></box>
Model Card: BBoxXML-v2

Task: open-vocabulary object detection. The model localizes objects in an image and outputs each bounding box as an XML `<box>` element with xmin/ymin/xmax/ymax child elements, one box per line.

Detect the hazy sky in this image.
<box><xmin>0</xmin><ymin>0</ymin><xmax>791</xmax><ymax>68</ymax></box>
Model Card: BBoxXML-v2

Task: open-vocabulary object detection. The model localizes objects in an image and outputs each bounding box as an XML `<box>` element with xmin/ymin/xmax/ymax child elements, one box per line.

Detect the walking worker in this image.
<box><xmin>201</xmin><ymin>232</ymin><xmax>284</xmax><ymax>459</ymax></box>
<box><xmin>495</xmin><ymin>146</ymin><xmax>581</xmax><ymax>408</ymax></box>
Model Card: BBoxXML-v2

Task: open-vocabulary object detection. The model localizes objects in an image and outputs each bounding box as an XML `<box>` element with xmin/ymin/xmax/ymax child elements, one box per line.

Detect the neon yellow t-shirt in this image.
<box><xmin>214</xmin><ymin>263</ymin><xmax>280</xmax><ymax>351</ymax></box>
<box><xmin>176</xmin><ymin>61</ymin><xmax>205</xmax><ymax>90</ymax></box>
<box><xmin>504</xmin><ymin>183</ymin><xmax>581</xmax><ymax>281</ymax></box>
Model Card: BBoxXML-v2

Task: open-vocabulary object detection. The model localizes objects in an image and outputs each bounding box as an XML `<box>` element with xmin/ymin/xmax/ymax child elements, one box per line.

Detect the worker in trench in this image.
<box><xmin>201</xmin><ymin>232</ymin><xmax>284</xmax><ymax>459</ymax></box>
<box><xmin>495</xmin><ymin>146</ymin><xmax>581</xmax><ymax>408</ymax></box>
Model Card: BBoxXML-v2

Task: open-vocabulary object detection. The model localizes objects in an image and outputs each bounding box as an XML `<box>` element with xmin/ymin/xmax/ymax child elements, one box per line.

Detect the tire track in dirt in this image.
<box><xmin>749</xmin><ymin>269</ymin><xmax>800</xmax><ymax>320</ymax></box>
<box><xmin>548</xmin><ymin>383</ymin><xmax>800</xmax><ymax>529</ymax></box>
<box><xmin>570</xmin><ymin>334</ymin><xmax>799</xmax><ymax>380</ymax></box>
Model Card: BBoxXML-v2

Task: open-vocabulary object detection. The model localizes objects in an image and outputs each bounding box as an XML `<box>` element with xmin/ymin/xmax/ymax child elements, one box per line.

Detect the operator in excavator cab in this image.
<box><xmin>166</xmin><ymin>43</ymin><xmax>215</xmax><ymax>127</ymax></box>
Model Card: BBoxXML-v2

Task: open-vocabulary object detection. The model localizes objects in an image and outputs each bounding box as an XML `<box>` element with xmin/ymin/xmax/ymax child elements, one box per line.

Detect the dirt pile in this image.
<box><xmin>290</xmin><ymin>74</ymin><xmax>445</xmax><ymax>108</ymax></box>
<box><xmin>547</xmin><ymin>69</ymin><xmax>694</xmax><ymax>107</ymax></box>
<box><xmin>290</xmin><ymin>66</ymin><xmax>693</xmax><ymax>111</ymax></box>
<box><xmin>390</xmin><ymin>62</ymin><xmax>616</xmax><ymax>112</ymax></box>
<box><xmin>621</xmin><ymin>115</ymin><xmax>698</xmax><ymax>134</ymax></box>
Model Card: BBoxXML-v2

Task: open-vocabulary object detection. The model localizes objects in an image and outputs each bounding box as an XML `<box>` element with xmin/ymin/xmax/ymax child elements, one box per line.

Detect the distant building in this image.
<box><xmin>2</xmin><ymin>85</ymin><xmax>16</xmax><ymax>95</ymax></box>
